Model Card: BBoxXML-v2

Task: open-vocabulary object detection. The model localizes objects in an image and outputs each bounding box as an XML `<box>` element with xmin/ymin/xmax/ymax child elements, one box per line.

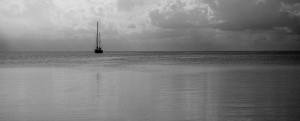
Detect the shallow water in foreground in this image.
<box><xmin>0</xmin><ymin>51</ymin><xmax>300</xmax><ymax>121</ymax></box>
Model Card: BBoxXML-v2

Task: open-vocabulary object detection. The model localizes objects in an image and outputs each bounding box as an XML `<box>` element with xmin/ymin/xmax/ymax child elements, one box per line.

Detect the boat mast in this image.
<box><xmin>98</xmin><ymin>32</ymin><xmax>101</xmax><ymax>48</ymax></box>
<box><xmin>96</xmin><ymin>21</ymin><xmax>99</xmax><ymax>49</ymax></box>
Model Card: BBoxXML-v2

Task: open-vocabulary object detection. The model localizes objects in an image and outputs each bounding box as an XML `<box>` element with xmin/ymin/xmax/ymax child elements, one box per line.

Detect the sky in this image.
<box><xmin>0</xmin><ymin>0</ymin><xmax>300</xmax><ymax>51</ymax></box>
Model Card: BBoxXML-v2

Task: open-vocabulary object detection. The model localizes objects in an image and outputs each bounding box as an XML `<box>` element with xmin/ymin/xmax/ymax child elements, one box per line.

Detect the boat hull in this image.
<box><xmin>94</xmin><ymin>49</ymin><xmax>103</xmax><ymax>53</ymax></box>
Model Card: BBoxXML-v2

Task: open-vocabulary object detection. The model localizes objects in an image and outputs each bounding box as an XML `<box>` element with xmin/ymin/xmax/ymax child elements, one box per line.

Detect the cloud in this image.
<box><xmin>280</xmin><ymin>2</ymin><xmax>300</xmax><ymax>34</ymax></box>
<box><xmin>0</xmin><ymin>0</ymin><xmax>27</xmax><ymax>14</ymax></box>
<box><xmin>209</xmin><ymin>0</ymin><xmax>300</xmax><ymax>33</ymax></box>
<box><xmin>281</xmin><ymin>2</ymin><xmax>300</xmax><ymax>17</ymax></box>
<box><xmin>117</xmin><ymin>0</ymin><xmax>144</xmax><ymax>11</ymax></box>
<box><xmin>148</xmin><ymin>0</ymin><xmax>215</xmax><ymax>29</ymax></box>
<box><xmin>0</xmin><ymin>0</ymin><xmax>300</xmax><ymax>51</ymax></box>
<box><xmin>127</xmin><ymin>24</ymin><xmax>136</xmax><ymax>28</ymax></box>
<box><xmin>125</xmin><ymin>27</ymin><xmax>300</xmax><ymax>51</ymax></box>
<box><xmin>0</xmin><ymin>36</ymin><xmax>9</xmax><ymax>51</ymax></box>
<box><xmin>147</xmin><ymin>0</ymin><xmax>300</xmax><ymax>33</ymax></box>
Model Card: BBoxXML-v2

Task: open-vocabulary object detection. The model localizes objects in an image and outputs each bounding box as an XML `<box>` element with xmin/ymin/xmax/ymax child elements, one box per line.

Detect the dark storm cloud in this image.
<box><xmin>140</xmin><ymin>0</ymin><xmax>300</xmax><ymax>51</ymax></box>
<box><xmin>210</xmin><ymin>0</ymin><xmax>300</xmax><ymax>33</ymax></box>
<box><xmin>148</xmin><ymin>0</ymin><xmax>300</xmax><ymax>33</ymax></box>
<box><xmin>127</xmin><ymin>26</ymin><xmax>293</xmax><ymax>51</ymax></box>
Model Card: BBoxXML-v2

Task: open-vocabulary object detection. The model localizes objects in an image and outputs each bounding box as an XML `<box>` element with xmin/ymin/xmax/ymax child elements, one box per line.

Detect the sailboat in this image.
<box><xmin>94</xmin><ymin>21</ymin><xmax>103</xmax><ymax>53</ymax></box>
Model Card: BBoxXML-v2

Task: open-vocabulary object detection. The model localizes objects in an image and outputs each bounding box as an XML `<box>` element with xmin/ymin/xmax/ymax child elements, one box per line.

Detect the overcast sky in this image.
<box><xmin>0</xmin><ymin>0</ymin><xmax>300</xmax><ymax>51</ymax></box>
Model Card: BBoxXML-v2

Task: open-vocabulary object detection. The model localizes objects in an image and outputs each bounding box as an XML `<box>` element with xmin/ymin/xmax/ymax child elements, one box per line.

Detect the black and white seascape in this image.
<box><xmin>1</xmin><ymin>1</ymin><xmax>300</xmax><ymax>121</ymax></box>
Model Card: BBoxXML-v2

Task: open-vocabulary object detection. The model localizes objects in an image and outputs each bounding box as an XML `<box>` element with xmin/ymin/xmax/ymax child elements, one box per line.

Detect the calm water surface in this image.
<box><xmin>0</xmin><ymin>51</ymin><xmax>300</xmax><ymax>121</ymax></box>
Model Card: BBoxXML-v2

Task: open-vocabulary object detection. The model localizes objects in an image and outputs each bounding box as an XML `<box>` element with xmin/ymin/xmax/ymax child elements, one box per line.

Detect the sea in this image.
<box><xmin>0</xmin><ymin>51</ymin><xmax>300</xmax><ymax>121</ymax></box>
